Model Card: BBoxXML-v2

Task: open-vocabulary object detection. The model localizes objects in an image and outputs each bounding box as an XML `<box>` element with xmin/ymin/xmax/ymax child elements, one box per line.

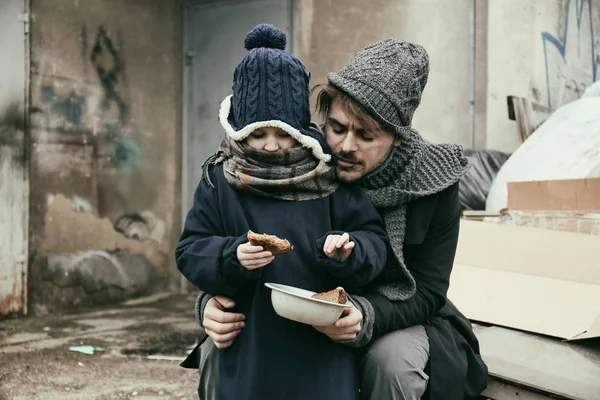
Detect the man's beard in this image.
<box><xmin>335</xmin><ymin>151</ymin><xmax>362</xmax><ymax>182</ymax></box>
<box><xmin>335</xmin><ymin>170</ymin><xmax>355</xmax><ymax>183</ymax></box>
<box><xmin>335</xmin><ymin>151</ymin><xmax>361</xmax><ymax>166</ymax></box>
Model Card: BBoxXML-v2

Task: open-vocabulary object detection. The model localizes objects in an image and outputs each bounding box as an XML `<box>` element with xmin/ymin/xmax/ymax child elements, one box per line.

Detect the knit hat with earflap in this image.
<box><xmin>219</xmin><ymin>23</ymin><xmax>331</xmax><ymax>162</ymax></box>
<box><xmin>202</xmin><ymin>24</ymin><xmax>337</xmax><ymax>202</ymax></box>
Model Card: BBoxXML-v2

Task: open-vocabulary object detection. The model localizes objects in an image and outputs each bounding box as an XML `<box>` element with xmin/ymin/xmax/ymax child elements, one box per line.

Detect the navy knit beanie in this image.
<box><xmin>218</xmin><ymin>24</ymin><xmax>331</xmax><ymax>162</ymax></box>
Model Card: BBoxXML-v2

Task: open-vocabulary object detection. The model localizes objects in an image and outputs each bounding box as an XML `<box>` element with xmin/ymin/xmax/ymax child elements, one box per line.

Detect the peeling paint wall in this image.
<box><xmin>487</xmin><ymin>0</ymin><xmax>600</xmax><ymax>152</ymax></box>
<box><xmin>29</xmin><ymin>0</ymin><xmax>182</xmax><ymax>313</ymax></box>
<box><xmin>294</xmin><ymin>0</ymin><xmax>472</xmax><ymax>147</ymax></box>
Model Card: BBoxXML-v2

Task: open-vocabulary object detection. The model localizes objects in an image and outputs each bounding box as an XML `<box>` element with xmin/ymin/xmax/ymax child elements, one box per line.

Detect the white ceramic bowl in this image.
<box><xmin>265</xmin><ymin>283</ymin><xmax>352</xmax><ymax>327</ymax></box>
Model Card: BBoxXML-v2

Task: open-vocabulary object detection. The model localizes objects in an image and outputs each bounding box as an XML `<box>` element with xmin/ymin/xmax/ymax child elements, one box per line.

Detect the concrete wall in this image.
<box><xmin>486</xmin><ymin>0</ymin><xmax>600</xmax><ymax>152</ymax></box>
<box><xmin>294</xmin><ymin>0</ymin><xmax>473</xmax><ymax>147</ymax></box>
<box><xmin>294</xmin><ymin>0</ymin><xmax>599</xmax><ymax>153</ymax></box>
<box><xmin>28</xmin><ymin>0</ymin><xmax>182</xmax><ymax>313</ymax></box>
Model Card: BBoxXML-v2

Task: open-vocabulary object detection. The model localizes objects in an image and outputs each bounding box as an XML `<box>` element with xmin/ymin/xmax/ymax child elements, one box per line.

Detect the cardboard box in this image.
<box><xmin>448</xmin><ymin>220</ymin><xmax>600</xmax><ymax>340</ymax></box>
<box><xmin>508</xmin><ymin>178</ymin><xmax>600</xmax><ymax>211</ymax></box>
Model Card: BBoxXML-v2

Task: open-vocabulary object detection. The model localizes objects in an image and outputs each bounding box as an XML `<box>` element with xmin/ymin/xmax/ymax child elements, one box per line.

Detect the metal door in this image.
<box><xmin>181</xmin><ymin>0</ymin><xmax>293</xmax><ymax>217</ymax></box>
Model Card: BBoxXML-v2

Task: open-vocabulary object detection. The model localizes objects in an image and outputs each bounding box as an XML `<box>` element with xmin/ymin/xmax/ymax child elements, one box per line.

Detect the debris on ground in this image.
<box><xmin>0</xmin><ymin>293</ymin><xmax>203</xmax><ymax>400</ymax></box>
<box><xmin>69</xmin><ymin>345</ymin><xmax>105</xmax><ymax>355</ymax></box>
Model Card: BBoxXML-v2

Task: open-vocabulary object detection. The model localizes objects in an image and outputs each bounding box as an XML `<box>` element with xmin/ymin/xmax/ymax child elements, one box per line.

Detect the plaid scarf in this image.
<box><xmin>202</xmin><ymin>135</ymin><xmax>337</xmax><ymax>201</ymax></box>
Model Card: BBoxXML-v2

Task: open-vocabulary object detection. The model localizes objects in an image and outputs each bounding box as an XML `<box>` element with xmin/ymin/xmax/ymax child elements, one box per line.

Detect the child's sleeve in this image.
<box><xmin>175</xmin><ymin>181</ymin><xmax>258</xmax><ymax>297</ymax></box>
<box><xmin>314</xmin><ymin>187</ymin><xmax>388</xmax><ymax>291</ymax></box>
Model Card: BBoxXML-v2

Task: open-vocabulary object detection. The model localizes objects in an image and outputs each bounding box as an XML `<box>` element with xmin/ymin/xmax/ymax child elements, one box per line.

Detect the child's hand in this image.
<box><xmin>237</xmin><ymin>242</ymin><xmax>274</xmax><ymax>270</ymax></box>
<box><xmin>323</xmin><ymin>232</ymin><xmax>355</xmax><ymax>262</ymax></box>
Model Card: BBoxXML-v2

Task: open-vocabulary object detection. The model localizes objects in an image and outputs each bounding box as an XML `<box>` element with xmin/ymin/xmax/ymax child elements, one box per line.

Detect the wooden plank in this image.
<box><xmin>507</xmin><ymin>95</ymin><xmax>553</xmax><ymax>144</ymax></box>
<box><xmin>475</xmin><ymin>326</ymin><xmax>600</xmax><ymax>400</ymax></box>
<box><xmin>507</xmin><ymin>95</ymin><xmax>533</xmax><ymax>143</ymax></box>
<box><xmin>482</xmin><ymin>378</ymin><xmax>559</xmax><ymax>400</ymax></box>
<box><xmin>461</xmin><ymin>210</ymin><xmax>505</xmax><ymax>220</ymax></box>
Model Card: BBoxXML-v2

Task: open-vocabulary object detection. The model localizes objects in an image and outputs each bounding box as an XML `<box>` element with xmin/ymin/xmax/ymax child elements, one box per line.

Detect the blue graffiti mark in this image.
<box><xmin>542</xmin><ymin>0</ymin><xmax>600</xmax><ymax>108</ymax></box>
<box><xmin>106</xmin><ymin>123</ymin><xmax>141</xmax><ymax>173</ymax></box>
<box><xmin>40</xmin><ymin>85</ymin><xmax>86</xmax><ymax>130</ymax></box>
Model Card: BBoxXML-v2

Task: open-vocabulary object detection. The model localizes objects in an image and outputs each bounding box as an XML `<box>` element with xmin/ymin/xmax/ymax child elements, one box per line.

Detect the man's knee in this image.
<box><xmin>361</xmin><ymin>325</ymin><xmax>430</xmax><ymax>399</ymax></box>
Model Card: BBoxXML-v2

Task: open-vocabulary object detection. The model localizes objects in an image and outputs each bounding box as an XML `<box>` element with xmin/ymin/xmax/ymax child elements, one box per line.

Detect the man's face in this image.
<box><xmin>325</xmin><ymin>100</ymin><xmax>400</xmax><ymax>182</ymax></box>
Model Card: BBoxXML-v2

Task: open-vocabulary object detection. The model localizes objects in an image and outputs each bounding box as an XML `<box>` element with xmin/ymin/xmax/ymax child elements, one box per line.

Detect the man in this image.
<box><xmin>184</xmin><ymin>39</ymin><xmax>488</xmax><ymax>400</ymax></box>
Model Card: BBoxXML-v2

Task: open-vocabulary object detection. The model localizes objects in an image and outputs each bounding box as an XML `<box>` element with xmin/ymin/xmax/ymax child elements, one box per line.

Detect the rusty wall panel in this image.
<box><xmin>0</xmin><ymin>0</ymin><xmax>28</xmax><ymax>317</ymax></box>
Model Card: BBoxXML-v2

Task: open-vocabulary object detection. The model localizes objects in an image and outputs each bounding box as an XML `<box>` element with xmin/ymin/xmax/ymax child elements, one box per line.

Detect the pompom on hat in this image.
<box><xmin>244</xmin><ymin>23</ymin><xmax>287</xmax><ymax>51</ymax></box>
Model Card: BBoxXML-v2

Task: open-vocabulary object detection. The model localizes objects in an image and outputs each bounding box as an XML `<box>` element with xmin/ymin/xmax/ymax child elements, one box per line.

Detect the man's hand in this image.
<box><xmin>313</xmin><ymin>305</ymin><xmax>362</xmax><ymax>341</ymax></box>
<box><xmin>237</xmin><ymin>242</ymin><xmax>274</xmax><ymax>270</ymax></box>
<box><xmin>203</xmin><ymin>296</ymin><xmax>246</xmax><ymax>349</ymax></box>
<box><xmin>323</xmin><ymin>232</ymin><xmax>355</xmax><ymax>262</ymax></box>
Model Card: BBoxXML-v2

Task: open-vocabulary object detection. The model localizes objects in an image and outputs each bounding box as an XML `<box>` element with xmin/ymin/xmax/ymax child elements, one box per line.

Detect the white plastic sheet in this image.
<box><xmin>486</xmin><ymin>86</ymin><xmax>600</xmax><ymax>211</ymax></box>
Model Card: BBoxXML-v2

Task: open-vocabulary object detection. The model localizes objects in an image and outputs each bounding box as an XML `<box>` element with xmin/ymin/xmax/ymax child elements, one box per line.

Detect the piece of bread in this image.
<box><xmin>247</xmin><ymin>230</ymin><xmax>294</xmax><ymax>255</ymax></box>
<box><xmin>311</xmin><ymin>287</ymin><xmax>348</xmax><ymax>305</ymax></box>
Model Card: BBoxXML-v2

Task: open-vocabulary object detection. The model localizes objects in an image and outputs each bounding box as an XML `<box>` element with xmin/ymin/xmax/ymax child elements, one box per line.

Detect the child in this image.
<box><xmin>176</xmin><ymin>24</ymin><xmax>388</xmax><ymax>400</ymax></box>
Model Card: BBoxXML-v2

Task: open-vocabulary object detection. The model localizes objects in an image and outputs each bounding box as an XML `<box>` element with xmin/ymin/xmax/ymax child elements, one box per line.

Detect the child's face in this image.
<box><xmin>245</xmin><ymin>127</ymin><xmax>298</xmax><ymax>152</ymax></box>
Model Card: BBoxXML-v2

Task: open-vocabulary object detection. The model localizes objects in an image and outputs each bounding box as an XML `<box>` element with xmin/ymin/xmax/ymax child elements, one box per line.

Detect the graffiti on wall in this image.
<box><xmin>32</xmin><ymin>25</ymin><xmax>140</xmax><ymax>173</ymax></box>
<box><xmin>90</xmin><ymin>26</ymin><xmax>130</xmax><ymax>125</ymax></box>
<box><xmin>38</xmin><ymin>85</ymin><xmax>86</xmax><ymax>133</ymax></box>
<box><xmin>542</xmin><ymin>0</ymin><xmax>600</xmax><ymax>108</ymax></box>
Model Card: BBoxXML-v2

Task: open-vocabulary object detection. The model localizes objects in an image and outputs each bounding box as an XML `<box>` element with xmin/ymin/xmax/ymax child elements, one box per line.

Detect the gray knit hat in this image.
<box><xmin>328</xmin><ymin>39</ymin><xmax>429</xmax><ymax>134</ymax></box>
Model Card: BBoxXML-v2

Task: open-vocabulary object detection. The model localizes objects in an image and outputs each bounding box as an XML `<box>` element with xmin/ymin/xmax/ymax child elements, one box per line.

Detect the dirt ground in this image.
<box><xmin>0</xmin><ymin>293</ymin><xmax>204</xmax><ymax>400</ymax></box>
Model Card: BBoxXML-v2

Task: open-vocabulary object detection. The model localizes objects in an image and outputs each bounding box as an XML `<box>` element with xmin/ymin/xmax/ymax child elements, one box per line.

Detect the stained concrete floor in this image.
<box><xmin>0</xmin><ymin>293</ymin><xmax>204</xmax><ymax>400</ymax></box>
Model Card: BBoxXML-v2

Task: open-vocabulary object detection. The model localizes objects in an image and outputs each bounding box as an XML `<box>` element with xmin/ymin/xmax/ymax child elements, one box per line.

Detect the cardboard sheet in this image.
<box><xmin>508</xmin><ymin>178</ymin><xmax>600</xmax><ymax>211</ymax></box>
<box><xmin>448</xmin><ymin>220</ymin><xmax>600</xmax><ymax>340</ymax></box>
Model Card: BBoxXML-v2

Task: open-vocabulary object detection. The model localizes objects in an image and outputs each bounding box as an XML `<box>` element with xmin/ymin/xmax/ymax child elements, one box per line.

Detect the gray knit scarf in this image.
<box><xmin>359</xmin><ymin>128</ymin><xmax>470</xmax><ymax>301</ymax></box>
<box><xmin>202</xmin><ymin>135</ymin><xmax>337</xmax><ymax>201</ymax></box>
